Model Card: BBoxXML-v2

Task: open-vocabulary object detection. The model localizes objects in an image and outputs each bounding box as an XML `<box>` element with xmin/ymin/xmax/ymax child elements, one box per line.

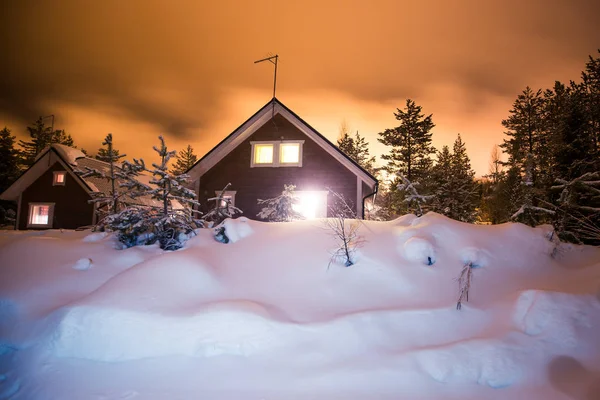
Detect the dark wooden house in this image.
<box><xmin>0</xmin><ymin>144</ymin><xmax>172</xmax><ymax>230</ymax></box>
<box><xmin>187</xmin><ymin>98</ymin><xmax>378</xmax><ymax>219</ymax></box>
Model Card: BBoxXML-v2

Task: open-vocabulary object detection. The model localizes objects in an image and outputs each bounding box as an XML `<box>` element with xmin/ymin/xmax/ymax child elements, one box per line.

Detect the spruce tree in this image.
<box><xmin>0</xmin><ymin>127</ymin><xmax>21</xmax><ymax>193</ymax></box>
<box><xmin>171</xmin><ymin>145</ymin><xmax>198</xmax><ymax>175</ymax></box>
<box><xmin>430</xmin><ymin>135</ymin><xmax>478</xmax><ymax>222</ymax></box>
<box><xmin>378</xmin><ymin>99</ymin><xmax>435</xmax><ymax>182</ymax></box>
<box><xmin>337</xmin><ymin>130</ymin><xmax>376</xmax><ymax>175</ymax></box>
<box><xmin>18</xmin><ymin>117</ymin><xmax>76</xmax><ymax>167</ymax></box>
<box><xmin>96</xmin><ymin>146</ymin><xmax>121</xmax><ymax>162</ymax></box>
<box><xmin>449</xmin><ymin>134</ymin><xmax>478</xmax><ymax>222</ymax></box>
<box><xmin>257</xmin><ymin>184</ymin><xmax>304</xmax><ymax>222</ymax></box>
<box><xmin>378</xmin><ymin>99</ymin><xmax>436</xmax><ymax>215</ymax></box>
<box><xmin>77</xmin><ymin>133</ymin><xmax>127</xmax><ymax>216</ymax></box>
<box><xmin>500</xmin><ymin>87</ymin><xmax>552</xmax><ymax>225</ymax></box>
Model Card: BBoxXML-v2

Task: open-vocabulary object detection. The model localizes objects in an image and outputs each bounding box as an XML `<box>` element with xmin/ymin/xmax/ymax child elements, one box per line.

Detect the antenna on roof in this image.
<box><xmin>254</xmin><ymin>54</ymin><xmax>279</xmax><ymax>99</ymax></box>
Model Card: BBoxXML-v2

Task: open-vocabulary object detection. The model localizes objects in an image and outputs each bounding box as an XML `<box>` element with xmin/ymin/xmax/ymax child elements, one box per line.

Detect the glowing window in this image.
<box><xmin>253</xmin><ymin>144</ymin><xmax>274</xmax><ymax>165</ymax></box>
<box><xmin>280</xmin><ymin>143</ymin><xmax>300</xmax><ymax>164</ymax></box>
<box><xmin>53</xmin><ymin>171</ymin><xmax>66</xmax><ymax>186</ymax></box>
<box><xmin>250</xmin><ymin>140</ymin><xmax>304</xmax><ymax>168</ymax></box>
<box><xmin>27</xmin><ymin>203</ymin><xmax>54</xmax><ymax>228</ymax></box>
<box><xmin>292</xmin><ymin>191</ymin><xmax>328</xmax><ymax>219</ymax></box>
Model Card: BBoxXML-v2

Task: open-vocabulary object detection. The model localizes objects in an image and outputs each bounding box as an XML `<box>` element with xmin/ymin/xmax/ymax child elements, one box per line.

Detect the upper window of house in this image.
<box><xmin>251</xmin><ymin>140</ymin><xmax>304</xmax><ymax>168</ymax></box>
<box><xmin>253</xmin><ymin>144</ymin><xmax>274</xmax><ymax>165</ymax></box>
<box><xmin>28</xmin><ymin>203</ymin><xmax>54</xmax><ymax>228</ymax></box>
<box><xmin>53</xmin><ymin>171</ymin><xmax>66</xmax><ymax>186</ymax></box>
<box><xmin>280</xmin><ymin>143</ymin><xmax>300</xmax><ymax>164</ymax></box>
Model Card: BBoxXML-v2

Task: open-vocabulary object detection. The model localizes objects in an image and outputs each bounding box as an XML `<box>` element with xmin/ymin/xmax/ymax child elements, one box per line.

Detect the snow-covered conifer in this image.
<box><xmin>397</xmin><ymin>174</ymin><xmax>433</xmax><ymax>217</ymax></box>
<box><xmin>204</xmin><ymin>183</ymin><xmax>242</xmax><ymax>226</ymax></box>
<box><xmin>77</xmin><ymin>133</ymin><xmax>127</xmax><ymax>217</ymax></box>
<box><xmin>257</xmin><ymin>184</ymin><xmax>304</xmax><ymax>222</ymax></box>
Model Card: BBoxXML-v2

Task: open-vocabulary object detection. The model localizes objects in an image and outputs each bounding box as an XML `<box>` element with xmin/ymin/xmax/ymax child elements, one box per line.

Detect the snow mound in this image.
<box><xmin>402</xmin><ymin>236</ymin><xmax>436</xmax><ymax>265</ymax></box>
<box><xmin>459</xmin><ymin>247</ymin><xmax>490</xmax><ymax>268</ymax></box>
<box><xmin>416</xmin><ymin>338</ymin><xmax>525</xmax><ymax>388</ymax></box>
<box><xmin>216</xmin><ymin>217</ymin><xmax>254</xmax><ymax>243</ymax></box>
<box><xmin>50</xmin><ymin>301</ymin><xmax>284</xmax><ymax>361</ymax></box>
<box><xmin>81</xmin><ymin>232</ymin><xmax>108</xmax><ymax>243</ymax></box>
<box><xmin>512</xmin><ymin>290</ymin><xmax>598</xmax><ymax>348</ymax></box>
<box><xmin>72</xmin><ymin>258</ymin><xmax>92</xmax><ymax>271</ymax></box>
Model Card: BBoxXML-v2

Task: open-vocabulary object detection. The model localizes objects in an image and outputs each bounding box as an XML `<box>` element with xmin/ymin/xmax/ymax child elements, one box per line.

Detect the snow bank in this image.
<box><xmin>1</xmin><ymin>213</ymin><xmax>600</xmax><ymax>399</ymax></box>
<box><xmin>51</xmin><ymin>301</ymin><xmax>284</xmax><ymax>361</ymax></box>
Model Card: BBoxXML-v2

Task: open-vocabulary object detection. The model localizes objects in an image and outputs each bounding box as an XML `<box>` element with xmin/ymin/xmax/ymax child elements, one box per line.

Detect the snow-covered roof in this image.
<box><xmin>1</xmin><ymin>145</ymin><xmax>183</xmax><ymax>209</ymax></box>
<box><xmin>34</xmin><ymin>143</ymin><xmax>87</xmax><ymax>166</ymax></box>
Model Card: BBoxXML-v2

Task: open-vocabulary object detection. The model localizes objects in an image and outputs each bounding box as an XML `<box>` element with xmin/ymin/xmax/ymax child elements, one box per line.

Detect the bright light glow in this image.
<box><xmin>30</xmin><ymin>205</ymin><xmax>50</xmax><ymax>225</ymax></box>
<box><xmin>292</xmin><ymin>191</ymin><xmax>327</xmax><ymax>219</ymax></box>
<box><xmin>280</xmin><ymin>143</ymin><xmax>300</xmax><ymax>164</ymax></box>
<box><xmin>254</xmin><ymin>144</ymin><xmax>273</xmax><ymax>164</ymax></box>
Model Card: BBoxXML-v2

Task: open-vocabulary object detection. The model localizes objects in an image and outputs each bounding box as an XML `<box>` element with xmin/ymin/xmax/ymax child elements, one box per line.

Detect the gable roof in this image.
<box><xmin>187</xmin><ymin>97</ymin><xmax>378</xmax><ymax>188</ymax></box>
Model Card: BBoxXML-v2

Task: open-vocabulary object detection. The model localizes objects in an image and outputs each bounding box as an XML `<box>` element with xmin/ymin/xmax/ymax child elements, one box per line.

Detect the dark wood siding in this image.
<box><xmin>198</xmin><ymin>114</ymin><xmax>358</xmax><ymax>219</ymax></box>
<box><xmin>19</xmin><ymin>162</ymin><xmax>94</xmax><ymax>230</ymax></box>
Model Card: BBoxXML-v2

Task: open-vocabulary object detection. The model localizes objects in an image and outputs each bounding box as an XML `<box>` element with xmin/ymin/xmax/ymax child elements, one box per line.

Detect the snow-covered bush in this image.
<box><xmin>111</xmin><ymin>136</ymin><xmax>203</xmax><ymax>250</ymax></box>
<box><xmin>257</xmin><ymin>184</ymin><xmax>304</xmax><ymax>222</ymax></box>
<box><xmin>100</xmin><ymin>206</ymin><xmax>157</xmax><ymax>248</ymax></box>
<box><xmin>203</xmin><ymin>183</ymin><xmax>242</xmax><ymax>226</ymax></box>
<box><xmin>213</xmin><ymin>217</ymin><xmax>253</xmax><ymax>244</ymax></box>
<box><xmin>397</xmin><ymin>174</ymin><xmax>433</xmax><ymax>217</ymax></box>
<box><xmin>325</xmin><ymin>191</ymin><xmax>363</xmax><ymax>267</ymax></box>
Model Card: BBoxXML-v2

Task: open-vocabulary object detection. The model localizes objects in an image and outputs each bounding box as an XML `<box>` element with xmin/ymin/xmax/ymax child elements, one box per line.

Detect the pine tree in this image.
<box><xmin>119</xmin><ymin>136</ymin><xmax>203</xmax><ymax>250</ymax></box>
<box><xmin>257</xmin><ymin>184</ymin><xmax>304</xmax><ymax>222</ymax></box>
<box><xmin>430</xmin><ymin>145</ymin><xmax>453</xmax><ymax>216</ymax></box>
<box><xmin>77</xmin><ymin>133</ymin><xmax>127</xmax><ymax>216</ymax></box>
<box><xmin>500</xmin><ymin>87</ymin><xmax>553</xmax><ymax>225</ymax></box>
<box><xmin>171</xmin><ymin>145</ymin><xmax>198</xmax><ymax>175</ymax></box>
<box><xmin>429</xmin><ymin>135</ymin><xmax>478</xmax><ymax>222</ymax></box>
<box><xmin>378</xmin><ymin>99</ymin><xmax>436</xmax><ymax>182</ymax></box>
<box><xmin>449</xmin><ymin>134</ymin><xmax>478</xmax><ymax>222</ymax></box>
<box><xmin>378</xmin><ymin>100</ymin><xmax>436</xmax><ymax>215</ymax></box>
<box><xmin>18</xmin><ymin>117</ymin><xmax>76</xmax><ymax>167</ymax></box>
<box><xmin>397</xmin><ymin>174</ymin><xmax>433</xmax><ymax>217</ymax></box>
<box><xmin>337</xmin><ymin>127</ymin><xmax>376</xmax><ymax>175</ymax></box>
<box><xmin>0</xmin><ymin>127</ymin><xmax>21</xmax><ymax>193</ymax></box>
<box><xmin>96</xmin><ymin>147</ymin><xmax>121</xmax><ymax>162</ymax></box>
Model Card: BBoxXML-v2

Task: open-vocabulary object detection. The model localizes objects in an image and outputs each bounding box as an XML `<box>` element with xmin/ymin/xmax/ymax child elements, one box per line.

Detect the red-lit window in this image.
<box><xmin>27</xmin><ymin>203</ymin><xmax>54</xmax><ymax>228</ymax></box>
<box><xmin>53</xmin><ymin>171</ymin><xmax>66</xmax><ymax>186</ymax></box>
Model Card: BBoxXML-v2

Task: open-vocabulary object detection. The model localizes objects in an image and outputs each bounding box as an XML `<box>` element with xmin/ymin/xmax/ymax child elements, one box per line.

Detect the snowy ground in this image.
<box><xmin>1</xmin><ymin>213</ymin><xmax>599</xmax><ymax>399</ymax></box>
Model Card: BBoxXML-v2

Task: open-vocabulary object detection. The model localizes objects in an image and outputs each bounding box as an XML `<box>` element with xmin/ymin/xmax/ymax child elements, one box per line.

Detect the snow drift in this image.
<box><xmin>0</xmin><ymin>213</ymin><xmax>599</xmax><ymax>399</ymax></box>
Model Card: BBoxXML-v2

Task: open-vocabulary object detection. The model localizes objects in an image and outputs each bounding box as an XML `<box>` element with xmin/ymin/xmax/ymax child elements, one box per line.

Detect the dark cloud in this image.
<box><xmin>1</xmin><ymin>0</ymin><xmax>599</xmax><ymax>139</ymax></box>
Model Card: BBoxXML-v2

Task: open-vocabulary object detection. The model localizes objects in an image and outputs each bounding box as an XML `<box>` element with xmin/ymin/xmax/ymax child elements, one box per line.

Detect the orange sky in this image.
<box><xmin>1</xmin><ymin>0</ymin><xmax>599</xmax><ymax>177</ymax></box>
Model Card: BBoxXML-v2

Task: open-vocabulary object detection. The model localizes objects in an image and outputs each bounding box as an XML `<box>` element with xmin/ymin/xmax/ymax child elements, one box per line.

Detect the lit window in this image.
<box><xmin>53</xmin><ymin>171</ymin><xmax>66</xmax><ymax>186</ymax></box>
<box><xmin>250</xmin><ymin>140</ymin><xmax>304</xmax><ymax>167</ymax></box>
<box><xmin>280</xmin><ymin>143</ymin><xmax>300</xmax><ymax>164</ymax></box>
<box><xmin>254</xmin><ymin>144</ymin><xmax>274</xmax><ymax>165</ymax></box>
<box><xmin>27</xmin><ymin>203</ymin><xmax>54</xmax><ymax>228</ymax></box>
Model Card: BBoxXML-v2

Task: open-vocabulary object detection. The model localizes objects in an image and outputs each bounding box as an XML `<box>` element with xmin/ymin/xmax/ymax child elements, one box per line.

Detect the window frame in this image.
<box><xmin>27</xmin><ymin>202</ymin><xmax>55</xmax><ymax>228</ymax></box>
<box><xmin>250</xmin><ymin>140</ymin><xmax>304</xmax><ymax>168</ymax></box>
<box><xmin>53</xmin><ymin>171</ymin><xmax>66</xmax><ymax>186</ymax></box>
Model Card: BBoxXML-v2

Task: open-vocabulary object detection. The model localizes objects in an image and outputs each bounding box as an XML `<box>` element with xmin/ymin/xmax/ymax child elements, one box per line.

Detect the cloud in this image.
<box><xmin>1</xmin><ymin>0</ymin><xmax>599</xmax><ymax>174</ymax></box>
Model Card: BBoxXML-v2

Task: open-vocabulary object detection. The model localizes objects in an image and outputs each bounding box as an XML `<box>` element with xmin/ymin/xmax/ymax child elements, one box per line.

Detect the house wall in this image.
<box><xmin>197</xmin><ymin>114</ymin><xmax>359</xmax><ymax>219</ymax></box>
<box><xmin>19</xmin><ymin>162</ymin><xmax>94</xmax><ymax>230</ymax></box>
